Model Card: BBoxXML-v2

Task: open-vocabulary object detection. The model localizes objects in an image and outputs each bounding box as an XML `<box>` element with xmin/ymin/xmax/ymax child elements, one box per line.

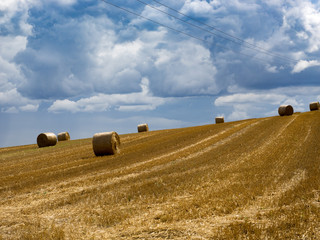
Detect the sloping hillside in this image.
<box><xmin>1</xmin><ymin>111</ymin><xmax>320</xmax><ymax>239</ymax></box>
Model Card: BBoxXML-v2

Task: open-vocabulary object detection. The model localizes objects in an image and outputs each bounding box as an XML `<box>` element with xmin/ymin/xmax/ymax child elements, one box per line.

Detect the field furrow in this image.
<box><xmin>1</xmin><ymin>111</ymin><xmax>320</xmax><ymax>239</ymax></box>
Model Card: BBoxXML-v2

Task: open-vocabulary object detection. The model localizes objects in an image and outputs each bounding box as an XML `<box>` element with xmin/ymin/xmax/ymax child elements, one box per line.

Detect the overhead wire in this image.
<box><xmin>99</xmin><ymin>0</ymin><xmax>294</xmax><ymax>65</ymax></box>
<box><xmin>145</xmin><ymin>0</ymin><xmax>299</xmax><ymax>63</ymax></box>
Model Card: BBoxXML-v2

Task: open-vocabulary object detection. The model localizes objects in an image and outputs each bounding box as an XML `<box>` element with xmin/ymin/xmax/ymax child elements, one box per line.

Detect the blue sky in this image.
<box><xmin>0</xmin><ymin>0</ymin><xmax>320</xmax><ymax>147</ymax></box>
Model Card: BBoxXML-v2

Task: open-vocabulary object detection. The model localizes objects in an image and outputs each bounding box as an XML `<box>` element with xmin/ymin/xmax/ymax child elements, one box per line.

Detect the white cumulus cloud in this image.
<box><xmin>214</xmin><ymin>86</ymin><xmax>319</xmax><ymax>121</ymax></box>
<box><xmin>48</xmin><ymin>78</ymin><xmax>168</xmax><ymax>113</ymax></box>
<box><xmin>181</xmin><ymin>0</ymin><xmax>215</xmax><ymax>15</ymax></box>
<box><xmin>292</xmin><ymin>60</ymin><xmax>320</xmax><ymax>73</ymax></box>
<box><xmin>0</xmin><ymin>88</ymin><xmax>39</xmax><ymax>112</ymax></box>
<box><xmin>215</xmin><ymin>92</ymin><xmax>286</xmax><ymax>106</ymax></box>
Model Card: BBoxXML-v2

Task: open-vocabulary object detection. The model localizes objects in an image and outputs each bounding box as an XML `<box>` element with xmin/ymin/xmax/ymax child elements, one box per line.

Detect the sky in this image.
<box><xmin>0</xmin><ymin>0</ymin><xmax>320</xmax><ymax>147</ymax></box>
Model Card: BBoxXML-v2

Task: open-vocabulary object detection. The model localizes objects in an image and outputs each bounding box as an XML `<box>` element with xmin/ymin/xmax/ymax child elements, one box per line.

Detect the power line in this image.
<box><xmin>99</xmin><ymin>0</ymin><xmax>290</xmax><ymax>65</ymax></box>
<box><xmin>135</xmin><ymin>0</ymin><xmax>246</xmax><ymax>46</ymax></box>
<box><xmin>149</xmin><ymin>0</ymin><xmax>299</xmax><ymax>64</ymax></box>
<box><xmin>100</xmin><ymin>0</ymin><xmax>211</xmax><ymax>44</ymax></box>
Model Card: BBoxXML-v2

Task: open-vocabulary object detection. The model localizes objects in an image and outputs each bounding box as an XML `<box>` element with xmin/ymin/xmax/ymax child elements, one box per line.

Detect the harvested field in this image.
<box><xmin>1</xmin><ymin>111</ymin><xmax>320</xmax><ymax>239</ymax></box>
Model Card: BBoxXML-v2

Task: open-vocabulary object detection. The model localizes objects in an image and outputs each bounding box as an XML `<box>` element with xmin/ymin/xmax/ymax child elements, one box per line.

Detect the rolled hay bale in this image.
<box><xmin>278</xmin><ymin>105</ymin><xmax>294</xmax><ymax>116</ymax></box>
<box><xmin>137</xmin><ymin>123</ymin><xmax>149</xmax><ymax>133</ymax></box>
<box><xmin>57</xmin><ymin>132</ymin><xmax>70</xmax><ymax>141</ymax></box>
<box><xmin>309</xmin><ymin>101</ymin><xmax>320</xmax><ymax>111</ymax></box>
<box><xmin>215</xmin><ymin>117</ymin><xmax>224</xmax><ymax>124</ymax></box>
<box><xmin>92</xmin><ymin>131</ymin><xmax>120</xmax><ymax>156</ymax></box>
<box><xmin>37</xmin><ymin>133</ymin><xmax>57</xmax><ymax>148</ymax></box>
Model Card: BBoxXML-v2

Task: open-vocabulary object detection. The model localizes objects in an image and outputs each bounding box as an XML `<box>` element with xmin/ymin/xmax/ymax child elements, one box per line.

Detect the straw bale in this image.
<box><xmin>138</xmin><ymin>123</ymin><xmax>149</xmax><ymax>132</ymax></box>
<box><xmin>57</xmin><ymin>132</ymin><xmax>70</xmax><ymax>141</ymax></box>
<box><xmin>309</xmin><ymin>102</ymin><xmax>320</xmax><ymax>111</ymax></box>
<box><xmin>92</xmin><ymin>131</ymin><xmax>120</xmax><ymax>156</ymax></box>
<box><xmin>215</xmin><ymin>117</ymin><xmax>224</xmax><ymax>124</ymax></box>
<box><xmin>278</xmin><ymin>105</ymin><xmax>294</xmax><ymax>116</ymax></box>
<box><xmin>37</xmin><ymin>132</ymin><xmax>57</xmax><ymax>148</ymax></box>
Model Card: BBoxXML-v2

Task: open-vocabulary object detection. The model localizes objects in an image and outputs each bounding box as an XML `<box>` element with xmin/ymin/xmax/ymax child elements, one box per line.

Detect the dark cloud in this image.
<box><xmin>10</xmin><ymin>1</ymin><xmax>320</xmax><ymax>100</ymax></box>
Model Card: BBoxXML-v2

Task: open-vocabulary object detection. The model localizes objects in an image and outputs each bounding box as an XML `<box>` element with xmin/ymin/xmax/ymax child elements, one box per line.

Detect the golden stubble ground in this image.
<box><xmin>0</xmin><ymin>111</ymin><xmax>320</xmax><ymax>239</ymax></box>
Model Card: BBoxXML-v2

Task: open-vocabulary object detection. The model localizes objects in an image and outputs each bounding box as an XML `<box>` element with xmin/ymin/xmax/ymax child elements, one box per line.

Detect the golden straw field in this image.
<box><xmin>1</xmin><ymin>111</ymin><xmax>320</xmax><ymax>239</ymax></box>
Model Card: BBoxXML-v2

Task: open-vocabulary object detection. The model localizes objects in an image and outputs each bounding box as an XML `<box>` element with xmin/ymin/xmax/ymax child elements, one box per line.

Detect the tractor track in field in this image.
<box><xmin>0</xmin><ymin>116</ymin><xmax>298</xmax><ymax>215</ymax></box>
<box><xmin>1</xmin><ymin>111</ymin><xmax>320</xmax><ymax>239</ymax></box>
<box><xmin>0</xmin><ymin>119</ymin><xmax>256</xmax><ymax>211</ymax></box>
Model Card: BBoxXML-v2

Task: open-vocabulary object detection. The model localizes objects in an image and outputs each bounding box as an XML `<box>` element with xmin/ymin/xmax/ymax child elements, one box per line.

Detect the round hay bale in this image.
<box><xmin>137</xmin><ymin>123</ymin><xmax>149</xmax><ymax>133</ymax></box>
<box><xmin>278</xmin><ymin>105</ymin><xmax>294</xmax><ymax>116</ymax></box>
<box><xmin>37</xmin><ymin>133</ymin><xmax>57</xmax><ymax>148</ymax></box>
<box><xmin>92</xmin><ymin>131</ymin><xmax>120</xmax><ymax>156</ymax></box>
<box><xmin>309</xmin><ymin>101</ymin><xmax>320</xmax><ymax>111</ymax></box>
<box><xmin>57</xmin><ymin>132</ymin><xmax>70</xmax><ymax>141</ymax></box>
<box><xmin>215</xmin><ymin>117</ymin><xmax>224</xmax><ymax>124</ymax></box>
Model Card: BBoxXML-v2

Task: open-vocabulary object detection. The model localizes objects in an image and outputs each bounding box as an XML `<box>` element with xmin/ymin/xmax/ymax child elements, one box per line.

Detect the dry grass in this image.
<box><xmin>1</xmin><ymin>111</ymin><xmax>320</xmax><ymax>239</ymax></box>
